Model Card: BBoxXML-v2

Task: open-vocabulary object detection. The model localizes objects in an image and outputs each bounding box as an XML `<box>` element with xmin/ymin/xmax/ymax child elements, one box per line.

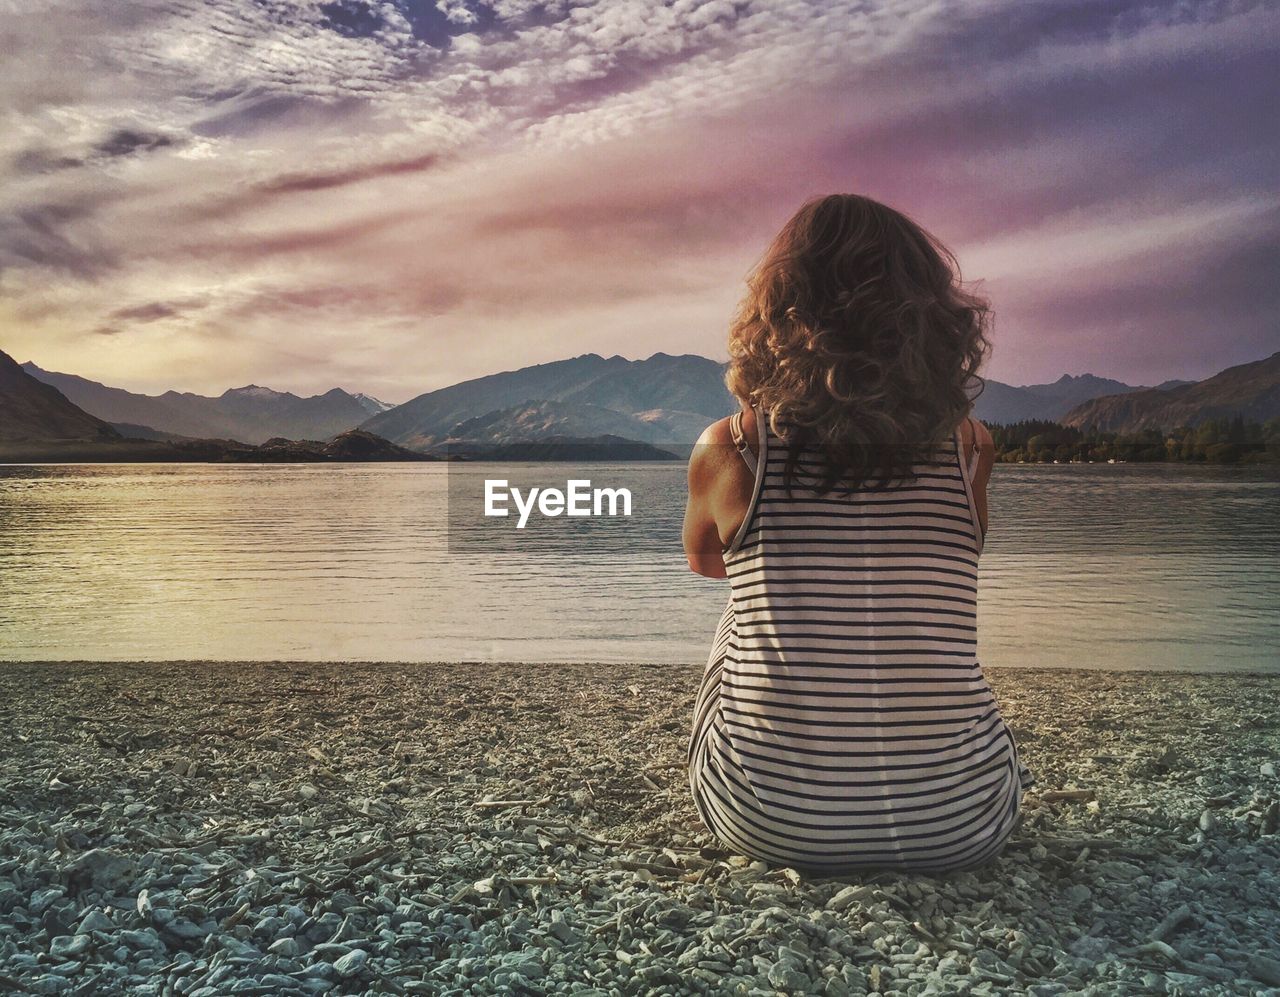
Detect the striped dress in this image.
<box><xmin>687</xmin><ymin>407</ymin><xmax>1035</xmax><ymax>873</ymax></box>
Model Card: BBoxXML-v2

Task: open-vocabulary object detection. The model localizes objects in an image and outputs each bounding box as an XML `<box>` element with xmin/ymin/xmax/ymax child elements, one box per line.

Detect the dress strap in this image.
<box><xmin>965</xmin><ymin>416</ymin><xmax>981</xmax><ymax>480</ymax></box>
<box><xmin>729</xmin><ymin>410</ymin><xmax>758</xmax><ymax>475</ymax></box>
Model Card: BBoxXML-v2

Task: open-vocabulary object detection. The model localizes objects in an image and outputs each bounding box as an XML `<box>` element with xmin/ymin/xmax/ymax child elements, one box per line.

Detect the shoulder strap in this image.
<box><xmin>964</xmin><ymin>416</ymin><xmax>981</xmax><ymax>479</ymax></box>
<box><xmin>729</xmin><ymin>410</ymin><xmax>758</xmax><ymax>475</ymax></box>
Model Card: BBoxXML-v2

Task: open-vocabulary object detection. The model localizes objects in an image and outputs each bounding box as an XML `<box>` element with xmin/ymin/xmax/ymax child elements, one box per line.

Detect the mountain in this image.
<box><xmin>970</xmin><ymin>373</ymin><xmax>1145</xmax><ymax>424</ymax></box>
<box><xmin>0</xmin><ymin>350</ymin><xmax>120</xmax><ymax>442</ymax></box>
<box><xmin>362</xmin><ymin>351</ymin><xmax>1161</xmax><ymax>448</ymax></box>
<box><xmin>430</xmin><ymin>399</ymin><xmax>714</xmax><ymax>451</ymax></box>
<box><xmin>462</xmin><ymin>435</ymin><xmax>679</xmax><ymax>461</ymax></box>
<box><xmin>1061</xmin><ymin>351</ymin><xmax>1280</xmax><ymax>433</ymax></box>
<box><xmin>443</xmin><ymin>399</ymin><xmax>664</xmax><ymax>446</ymax></box>
<box><xmin>21</xmin><ymin>364</ymin><xmax>376</xmax><ymax>444</ymax></box>
<box><xmin>362</xmin><ymin>353</ymin><xmax>736</xmax><ymax>449</ymax></box>
<box><xmin>234</xmin><ymin>429</ymin><xmax>439</xmax><ymax>462</ymax></box>
<box><xmin>217</xmin><ymin>385</ymin><xmax>375</xmax><ymax>441</ymax></box>
<box><xmin>353</xmin><ymin>393</ymin><xmax>395</xmax><ymax>415</ymax></box>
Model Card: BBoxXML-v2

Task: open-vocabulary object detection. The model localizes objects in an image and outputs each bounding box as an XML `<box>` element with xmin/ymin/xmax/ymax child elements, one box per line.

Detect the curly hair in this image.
<box><xmin>726</xmin><ymin>193</ymin><xmax>992</xmax><ymax>493</ymax></box>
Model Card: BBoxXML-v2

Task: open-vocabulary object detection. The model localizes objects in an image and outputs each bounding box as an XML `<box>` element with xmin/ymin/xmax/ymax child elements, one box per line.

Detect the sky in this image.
<box><xmin>1</xmin><ymin>0</ymin><xmax>1277</xmax><ymax>402</ymax></box>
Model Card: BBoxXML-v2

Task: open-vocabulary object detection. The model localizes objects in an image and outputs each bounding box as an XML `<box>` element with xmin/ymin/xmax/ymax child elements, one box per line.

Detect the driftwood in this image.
<box><xmin>472</xmin><ymin>796</ymin><xmax>552</xmax><ymax>811</ymax></box>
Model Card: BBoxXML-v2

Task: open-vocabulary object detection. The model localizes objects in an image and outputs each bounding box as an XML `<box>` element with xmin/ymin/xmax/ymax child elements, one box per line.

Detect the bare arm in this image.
<box><xmin>682</xmin><ymin>414</ymin><xmax>757</xmax><ymax>578</ymax></box>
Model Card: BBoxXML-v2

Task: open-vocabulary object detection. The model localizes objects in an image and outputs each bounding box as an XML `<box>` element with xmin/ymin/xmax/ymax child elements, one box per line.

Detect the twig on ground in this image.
<box><xmin>473</xmin><ymin>796</ymin><xmax>552</xmax><ymax>811</ymax></box>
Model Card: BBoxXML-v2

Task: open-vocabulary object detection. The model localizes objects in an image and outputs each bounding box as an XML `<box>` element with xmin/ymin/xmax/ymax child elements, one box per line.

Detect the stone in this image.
<box><xmin>76</xmin><ymin>910</ymin><xmax>113</xmax><ymax>934</ymax></box>
<box><xmin>66</xmin><ymin>849</ymin><xmax>136</xmax><ymax>894</ymax></box>
<box><xmin>333</xmin><ymin>948</ymin><xmax>368</xmax><ymax>978</ymax></box>
<box><xmin>1249</xmin><ymin>954</ymin><xmax>1280</xmax><ymax>987</ymax></box>
<box><xmin>48</xmin><ymin>935</ymin><xmax>91</xmax><ymax>959</ymax></box>
<box><xmin>828</xmin><ymin>886</ymin><xmax>871</xmax><ymax>912</ymax></box>
<box><xmin>767</xmin><ymin>960</ymin><xmax>811</xmax><ymax>992</ymax></box>
<box><xmin>268</xmin><ymin>937</ymin><xmax>300</xmax><ymax>957</ymax></box>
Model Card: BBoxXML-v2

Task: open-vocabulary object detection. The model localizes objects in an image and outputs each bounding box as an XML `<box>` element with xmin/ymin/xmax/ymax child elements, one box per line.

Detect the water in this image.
<box><xmin>0</xmin><ymin>461</ymin><xmax>1277</xmax><ymax>671</ymax></box>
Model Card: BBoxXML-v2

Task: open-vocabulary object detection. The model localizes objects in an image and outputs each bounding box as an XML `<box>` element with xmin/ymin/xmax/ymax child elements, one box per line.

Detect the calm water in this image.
<box><xmin>0</xmin><ymin>462</ymin><xmax>1277</xmax><ymax>671</ymax></box>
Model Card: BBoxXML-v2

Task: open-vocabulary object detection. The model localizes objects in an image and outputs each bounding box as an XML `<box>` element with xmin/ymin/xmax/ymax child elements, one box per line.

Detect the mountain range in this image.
<box><xmin>974</xmin><ymin>373</ymin><xmax>1155</xmax><ymax>424</ymax></box>
<box><xmin>361</xmin><ymin>353</ymin><xmax>735</xmax><ymax>450</ymax></box>
<box><xmin>355</xmin><ymin>355</ymin><xmax>1223</xmax><ymax>448</ymax></box>
<box><xmin>0</xmin><ymin>350</ymin><xmax>431</xmax><ymax>462</ymax></box>
<box><xmin>9</xmin><ymin>347</ymin><xmax>1280</xmax><ymax>455</ymax></box>
<box><xmin>1060</xmin><ymin>350</ymin><xmax>1280</xmax><ymax>432</ymax></box>
<box><xmin>20</xmin><ymin>362</ymin><xmax>392</xmax><ymax>445</ymax></box>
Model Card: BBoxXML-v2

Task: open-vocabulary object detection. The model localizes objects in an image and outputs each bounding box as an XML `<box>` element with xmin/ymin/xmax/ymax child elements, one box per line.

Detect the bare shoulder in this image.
<box><xmin>689</xmin><ymin>413</ymin><xmax>757</xmax><ymax>492</ymax></box>
<box><xmin>688</xmin><ymin>416</ymin><xmax>735</xmax><ymax>490</ymax></box>
<box><xmin>694</xmin><ymin>416</ymin><xmax>735</xmax><ymax>449</ymax></box>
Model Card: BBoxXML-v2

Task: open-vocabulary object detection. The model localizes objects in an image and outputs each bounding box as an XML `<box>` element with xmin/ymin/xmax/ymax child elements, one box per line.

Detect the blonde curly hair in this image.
<box><xmin>726</xmin><ymin>193</ymin><xmax>992</xmax><ymax>492</ymax></box>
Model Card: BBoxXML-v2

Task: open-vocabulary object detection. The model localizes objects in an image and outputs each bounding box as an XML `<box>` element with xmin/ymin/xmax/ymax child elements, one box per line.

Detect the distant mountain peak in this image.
<box><xmin>1040</xmin><ymin>372</ymin><xmax>1114</xmax><ymax>388</ymax></box>
<box><xmin>352</xmin><ymin>392</ymin><xmax>394</xmax><ymax>414</ymax></box>
<box><xmin>223</xmin><ymin>384</ymin><xmax>283</xmax><ymax>398</ymax></box>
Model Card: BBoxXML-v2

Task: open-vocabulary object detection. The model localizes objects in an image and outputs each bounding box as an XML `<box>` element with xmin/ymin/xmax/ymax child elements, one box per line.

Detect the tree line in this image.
<box><xmin>987</xmin><ymin>415</ymin><xmax>1280</xmax><ymax>464</ymax></box>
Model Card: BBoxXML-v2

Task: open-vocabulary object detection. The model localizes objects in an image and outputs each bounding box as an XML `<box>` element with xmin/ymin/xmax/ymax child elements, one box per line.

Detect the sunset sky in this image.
<box><xmin>1</xmin><ymin>0</ymin><xmax>1276</xmax><ymax>401</ymax></box>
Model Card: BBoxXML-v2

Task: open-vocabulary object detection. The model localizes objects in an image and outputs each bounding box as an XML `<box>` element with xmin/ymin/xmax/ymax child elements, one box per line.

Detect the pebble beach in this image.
<box><xmin>1</xmin><ymin>661</ymin><xmax>1278</xmax><ymax>996</ymax></box>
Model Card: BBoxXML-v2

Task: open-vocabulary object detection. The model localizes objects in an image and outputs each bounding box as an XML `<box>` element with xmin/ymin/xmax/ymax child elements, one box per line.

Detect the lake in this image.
<box><xmin>0</xmin><ymin>461</ymin><xmax>1277</xmax><ymax>671</ymax></box>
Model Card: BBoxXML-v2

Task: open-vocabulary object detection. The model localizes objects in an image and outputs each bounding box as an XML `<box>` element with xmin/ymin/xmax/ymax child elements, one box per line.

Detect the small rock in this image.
<box><xmin>548</xmin><ymin>912</ymin><xmax>576</xmax><ymax>944</ymax></box>
<box><xmin>268</xmin><ymin>937</ymin><xmax>300</xmax><ymax>957</ymax></box>
<box><xmin>828</xmin><ymin>885</ymin><xmax>871</xmax><ymax>912</ymax></box>
<box><xmin>48</xmin><ymin>935</ymin><xmax>91</xmax><ymax>959</ymax></box>
<box><xmin>1249</xmin><ymin>954</ymin><xmax>1280</xmax><ymax>987</ymax></box>
<box><xmin>767</xmin><ymin>962</ymin><xmax>811</xmax><ymax>992</ymax></box>
<box><xmin>158</xmin><ymin>914</ymin><xmax>209</xmax><ymax>941</ymax></box>
<box><xmin>66</xmin><ymin>849</ymin><xmax>136</xmax><ymax>894</ymax></box>
<box><xmin>29</xmin><ymin>888</ymin><xmax>65</xmax><ymax>915</ymax></box>
<box><xmin>327</xmin><ymin>914</ymin><xmax>360</xmax><ymax>944</ymax></box>
<box><xmin>334</xmin><ymin>948</ymin><xmax>368</xmax><ymax>978</ymax></box>
<box><xmin>77</xmin><ymin>910</ymin><xmax>113</xmax><ymax>934</ymax></box>
<box><xmin>1068</xmin><ymin>936</ymin><xmax>1110</xmax><ymax>961</ymax></box>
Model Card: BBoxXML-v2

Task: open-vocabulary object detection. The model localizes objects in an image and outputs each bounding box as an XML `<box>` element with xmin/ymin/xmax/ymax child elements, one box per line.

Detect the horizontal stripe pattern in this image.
<box><xmin>688</xmin><ymin>412</ymin><xmax>1035</xmax><ymax>872</ymax></box>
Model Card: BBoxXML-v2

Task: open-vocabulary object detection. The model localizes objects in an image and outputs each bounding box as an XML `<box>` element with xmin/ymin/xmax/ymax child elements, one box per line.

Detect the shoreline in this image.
<box><xmin>4</xmin><ymin>660</ymin><xmax>1279</xmax><ymax>676</ymax></box>
<box><xmin>1</xmin><ymin>662</ymin><xmax>1277</xmax><ymax>995</ymax></box>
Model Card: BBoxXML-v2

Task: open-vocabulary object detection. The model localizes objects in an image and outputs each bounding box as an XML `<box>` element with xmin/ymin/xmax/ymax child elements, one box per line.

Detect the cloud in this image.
<box><xmin>0</xmin><ymin>0</ymin><xmax>1276</xmax><ymax>397</ymax></box>
<box><xmin>256</xmin><ymin>150</ymin><xmax>445</xmax><ymax>195</ymax></box>
<box><xmin>0</xmin><ymin>199</ymin><xmax>120</xmax><ymax>278</ymax></box>
<box><xmin>93</xmin><ymin>127</ymin><xmax>177</xmax><ymax>159</ymax></box>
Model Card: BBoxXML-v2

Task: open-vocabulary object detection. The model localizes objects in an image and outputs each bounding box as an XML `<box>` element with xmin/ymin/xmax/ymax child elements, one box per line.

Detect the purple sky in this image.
<box><xmin>1</xmin><ymin>0</ymin><xmax>1277</xmax><ymax>401</ymax></box>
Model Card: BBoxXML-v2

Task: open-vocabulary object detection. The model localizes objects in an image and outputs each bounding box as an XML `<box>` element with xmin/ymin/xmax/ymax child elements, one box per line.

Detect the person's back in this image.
<box><xmin>682</xmin><ymin>193</ymin><xmax>1035</xmax><ymax>872</ymax></box>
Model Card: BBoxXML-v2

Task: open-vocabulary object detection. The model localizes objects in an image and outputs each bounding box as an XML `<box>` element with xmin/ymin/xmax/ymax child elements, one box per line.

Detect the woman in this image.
<box><xmin>683</xmin><ymin>194</ymin><xmax>1034</xmax><ymax>873</ymax></box>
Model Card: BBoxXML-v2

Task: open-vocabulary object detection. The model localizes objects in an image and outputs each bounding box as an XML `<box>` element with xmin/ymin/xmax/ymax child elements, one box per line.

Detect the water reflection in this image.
<box><xmin>0</xmin><ymin>461</ymin><xmax>1276</xmax><ymax>671</ymax></box>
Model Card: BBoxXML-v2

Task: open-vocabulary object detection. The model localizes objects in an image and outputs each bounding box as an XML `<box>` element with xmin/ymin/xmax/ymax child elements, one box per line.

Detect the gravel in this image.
<box><xmin>0</xmin><ymin>661</ymin><xmax>1277</xmax><ymax>995</ymax></box>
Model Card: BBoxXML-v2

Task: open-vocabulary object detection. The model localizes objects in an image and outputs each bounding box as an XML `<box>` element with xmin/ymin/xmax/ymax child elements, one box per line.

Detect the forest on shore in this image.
<box><xmin>989</xmin><ymin>415</ymin><xmax>1280</xmax><ymax>464</ymax></box>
